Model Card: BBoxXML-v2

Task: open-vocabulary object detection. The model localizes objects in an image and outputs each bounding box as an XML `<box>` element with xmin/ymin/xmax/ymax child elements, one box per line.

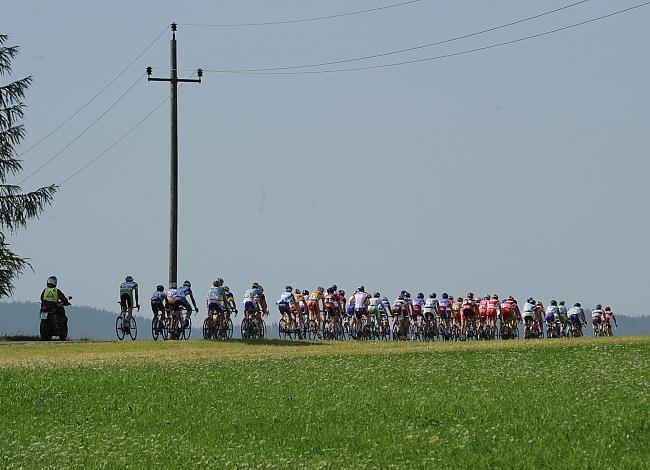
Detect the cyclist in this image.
<box><xmin>173</xmin><ymin>280</ymin><xmax>199</xmax><ymax>326</ymax></box>
<box><xmin>151</xmin><ymin>285</ymin><xmax>166</xmax><ymax>325</ymax></box>
<box><xmin>352</xmin><ymin>286</ymin><xmax>370</xmax><ymax>334</ymax></box>
<box><xmin>166</xmin><ymin>282</ymin><xmax>178</xmax><ymax>315</ymax></box>
<box><xmin>277</xmin><ymin>286</ymin><xmax>296</xmax><ymax>325</ymax></box>
<box><xmin>500</xmin><ymin>296</ymin><xmax>517</xmax><ymax>333</ymax></box>
<box><xmin>567</xmin><ymin>302</ymin><xmax>586</xmax><ymax>334</ymax></box>
<box><xmin>437</xmin><ymin>293</ymin><xmax>451</xmax><ymax>331</ymax></box>
<box><xmin>307</xmin><ymin>287</ymin><xmax>325</xmax><ymax>332</ymax></box>
<box><xmin>412</xmin><ymin>293</ymin><xmax>425</xmax><ymax>320</ymax></box>
<box><xmin>224</xmin><ymin>286</ymin><xmax>238</xmax><ymax>315</ymax></box>
<box><xmin>592</xmin><ymin>304</ymin><xmax>605</xmax><ymax>334</ymax></box>
<box><xmin>207</xmin><ymin>279</ymin><xmax>226</xmax><ymax>316</ymax></box>
<box><xmin>522</xmin><ymin>298</ymin><xmax>536</xmax><ymax>333</ymax></box>
<box><xmin>243</xmin><ymin>282</ymin><xmax>266</xmax><ymax>328</ymax></box>
<box><xmin>534</xmin><ymin>300</ymin><xmax>545</xmax><ymax>337</ymax></box>
<box><xmin>558</xmin><ymin>301</ymin><xmax>569</xmax><ymax>335</ymax></box>
<box><xmin>485</xmin><ymin>295</ymin><xmax>499</xmax><ymax>335</ymax></box>
<box><xmin>424</xmin><ymin>293</ymin><xmax>438</xmax><ymax>322</ymax></box>
<box><xmin>461</xmin><ymin>294</ymin><xmax>477</xmax><ymax>336</ymax></box>
<box><xmin>337</xmin><ymin>289</ymin><xmax>347</xmax><ymax>315</ymax></box>
<box><xmin>119</xmin><ymin>276</ymin><xmax>140</xmax><ymax>321</ymax></box>
<box><xmin>451</xmin><ymin>296</ymin><xmax>463</xmax><ymax>334</ymax></box>
<box><xmin>323</xmin><ymin>287</ymin><xmax>340</xmax><ymax>330</ymax></box>
<box><xmin>40</xmin><ymin>276</ymin><xmax>70</xmax><ymax>316</ymax></box>
<box><xmin>604</xmin><ymin>306</ymin><xmax>618</xmax><ymax>331</ymax></box>
<box><xmin>545</xmin><ymin>300</ymin><xmax>559</xmax><ymax>335</ymax></box>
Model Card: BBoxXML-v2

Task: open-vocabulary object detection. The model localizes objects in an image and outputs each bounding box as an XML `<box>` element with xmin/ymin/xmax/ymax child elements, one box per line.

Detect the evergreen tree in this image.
<box><xmin>0</xmin><ymin>34</ymin><xmax>56</xmax><ymax>298</ymax></box>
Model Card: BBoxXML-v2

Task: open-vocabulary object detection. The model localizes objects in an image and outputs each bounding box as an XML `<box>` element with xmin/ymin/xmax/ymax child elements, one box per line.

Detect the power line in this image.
<box><xmin>198</xmin><ymin>0</ymin><xmax>591</xmax><ymax>73</ymax></box>
<box><xmin>180</xmin><ymin>0</ymin><xmax>422</xmax><ymax>27</ymax></box>
<box><xmin>59</xmin><ymin>75</ymin><xmax>196</xmax><ymax>187</ymax></box>
<box><xmin>58</xmin><ymin>96</ymin><xmax>169</xmax><ymax>186</ymax></box>
<box><xmin>18</xmin><ymin>25</ymin><xmax>169</xmax><ymax>159</ymax></box>
<box><xmin>204</xmin><ymin>2</ymin><xmax>649</xmax><ymax>75</ymax></box>
<box><xmin>19</xmin><ymin>74</ymin><xmax>145</xmax><ymax>185</ymax></box>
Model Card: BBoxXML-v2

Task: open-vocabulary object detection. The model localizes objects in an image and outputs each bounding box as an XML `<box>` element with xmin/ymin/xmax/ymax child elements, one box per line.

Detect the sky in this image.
<box><xmin>3</xmin><ymin>0</ymin><xmax>650</xmax><ymax>318</ymax></box>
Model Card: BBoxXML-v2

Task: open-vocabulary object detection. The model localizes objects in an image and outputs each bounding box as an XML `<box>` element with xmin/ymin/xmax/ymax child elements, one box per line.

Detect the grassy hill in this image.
<box><xmin>0</xmin><ymin>337</ymin><xmax>647</xmax><ymax>468</ymax></box>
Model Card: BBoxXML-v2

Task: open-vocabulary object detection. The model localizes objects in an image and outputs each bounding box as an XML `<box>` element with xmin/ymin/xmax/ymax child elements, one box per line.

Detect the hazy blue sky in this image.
<box><xmin>4</xmin><ymin>0</ymin><xmax>649</xmax><ymax>317</ymax></box>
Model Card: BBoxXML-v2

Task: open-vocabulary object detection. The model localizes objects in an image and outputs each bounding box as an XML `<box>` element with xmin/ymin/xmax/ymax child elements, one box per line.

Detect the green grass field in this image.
<box><xmin>0</xmin><ymin>337</ymin><xmax>648</xmax><ymax>468</ymax></box>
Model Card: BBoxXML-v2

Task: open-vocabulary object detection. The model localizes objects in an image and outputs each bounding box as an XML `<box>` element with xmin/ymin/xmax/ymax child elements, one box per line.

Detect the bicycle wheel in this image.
<box><xmin>129</xmin><ymin>317</ymin><xmax>137</xmax><ymax>340</ymax></box>
<box><xmin>226</xmin><ymin>317</ymin><xmax>234</xmax><ymax>339</ymax></box>
<box><xmin>259</xmin><ymin>318</ymin><xmax>266</xmax><ymax>339</ymax></box>
<box><xmin>183</xmin><ymin>316</ymin><xmax>192</xmax><ymax>340</ymax></box>
<box><xmin>203</xmin><ymin>317</ymin><xmax>212</xmax><ymax>340</ymax></box>
<box><xmin>116</xmin><ymin>316</ymin><xmax>125</xmax><ymax>341</ymax></box>
<box><xmin>152</xmin><ymin>317</ymin><xmax>160</xmax><ymax>341</ymax></box>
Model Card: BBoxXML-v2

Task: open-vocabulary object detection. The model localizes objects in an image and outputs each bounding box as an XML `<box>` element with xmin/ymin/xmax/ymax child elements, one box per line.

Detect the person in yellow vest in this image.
<box><xmin>40</xmin><ymin>276</ymin><xmax>70</xmax><ymax>315</ymax></box>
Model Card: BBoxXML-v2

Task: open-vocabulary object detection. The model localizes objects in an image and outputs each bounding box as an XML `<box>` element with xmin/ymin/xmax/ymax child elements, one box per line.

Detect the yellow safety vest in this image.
<box><xmin>43</xmin><ymin>287</ymin><xmax>58</xmax><ymax>303</ymax></box>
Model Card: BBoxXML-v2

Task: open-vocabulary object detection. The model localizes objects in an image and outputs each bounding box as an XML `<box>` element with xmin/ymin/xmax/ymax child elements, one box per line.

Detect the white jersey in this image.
<box><xmin>592</xmin><ymin>308</ymin><xmax>604</xmax><ymax>319</ymax></box>
<box><xmin>523</xmin><ymin>302</ymin><xmax>535</xmax><ymax>317</ymax></box>
<box><xmin>207</xmin><ymin>287</ymin><xmax>225</xmax><ymax>303</ymax></box>
<box><xmin>413</xmin><ymin>298</ymin><xmax>425</xmax><ymax>309</ymax></box>
<box><xmin>354</xmin><ymin>292</ymin><xmax>369</xmax><ymax>309</ymax></box>
<box><xmin>243</xmin><ymin>288</ymin><xmax>261</xmax><ymax>307</ymax></box>
<box><xmin>393</xmin><ymin>298</ymin><xmax>406</xmax><ymax>309</ymax></box>
<box><xmin>277</xmin><ymin>292</ymin><xmax>295</xmax><ymax>305</ymax></box>
<box><xmin>546</xmin><ymin>305</ymin><xmax>558</xmax><ymax>316</ymax></box>
<box><xmin>424</xmin><ymin>298</ymin><xmax>438</xmax><ymax>310</ymax></box>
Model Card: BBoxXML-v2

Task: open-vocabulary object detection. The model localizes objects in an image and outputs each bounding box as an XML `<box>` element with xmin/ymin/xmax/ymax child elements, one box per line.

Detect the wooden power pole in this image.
<box><xmin>147</xmin><ymin>23</ymin><xmax>202</xmax><ymax>285</ymax></box>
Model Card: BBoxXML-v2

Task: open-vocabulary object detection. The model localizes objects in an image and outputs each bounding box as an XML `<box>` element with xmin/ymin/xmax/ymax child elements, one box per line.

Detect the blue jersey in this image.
<box><xmin>151</xmin><ymin>291</ymin><xmax>166</xmax><ymax>302</ymax></box>
<box><xmin>173</xmin><ymin>286</ymin><xmax>192</xmax><ymax>301</ymax></box>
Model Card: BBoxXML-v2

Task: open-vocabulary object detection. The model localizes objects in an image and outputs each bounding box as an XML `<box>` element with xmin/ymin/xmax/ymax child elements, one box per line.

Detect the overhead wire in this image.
<box><xmin>18</xmin><ymin>25</ymin><xmax>169</xmax><ymax>159</ymax></box>
<box><xmin>58</xmin><ymin>75</ymin><xmax>195</xmax><ymax>187</ymax></box>
<box><xmin>18</xmin><ymin>73</ymin><xmax>146</xmax><ymax>185</ymax></box>
<box><xmin>197</xmin><ymin>0</ymin><xmax>593</xmax><ymax>72</ymax></box>
<box><xmin>180</xmin><ymin>0</ymin><xmax>422</xmax><ymax>27</ymax></box>
<box><xmin>201</xmin><ymin>1</ymin><xmax>650</xmax><ymax>75</ymax></box>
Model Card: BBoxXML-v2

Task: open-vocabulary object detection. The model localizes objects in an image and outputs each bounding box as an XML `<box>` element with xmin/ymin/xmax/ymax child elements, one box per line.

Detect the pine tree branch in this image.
<box><xmin>0</xmin><ymin>77</ymin><xmax>32</xmax><ymax>107</ymax></box>
<box><xmin>0</xmin><ymin>185</ymin><xmax>57</xmax><ymax>232</ymax></box>
<box><xmin>0</xmin><ymin>232</ymin><xmax>31</xmax><ymax>298</ymax></box>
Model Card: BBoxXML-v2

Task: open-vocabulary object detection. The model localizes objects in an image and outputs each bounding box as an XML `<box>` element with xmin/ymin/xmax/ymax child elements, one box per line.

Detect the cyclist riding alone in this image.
<box><xmin>173</xmin><ymin>280</ymin><xmax>199</xmax><ymax>324</ymax></box>
<box><xmin>40</xmin><ymin>276</ymin><xmax>70</xmax><ymax>315</ymax></box>
<box><xmin>120</xmin><ymin>275</ymin><xmax>140</xmax><ymax>321</ymax></box>
<box><xmin>151</xmin><ymin>285</ymin><xmax>166</xmax><ymax>322</ymax></box>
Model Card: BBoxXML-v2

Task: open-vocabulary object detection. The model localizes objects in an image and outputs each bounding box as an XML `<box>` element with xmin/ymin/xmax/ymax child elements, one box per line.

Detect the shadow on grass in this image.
<box><xmin>233</xmin><ymin>339</ymin><xmax>323</xmax><ymax>347</ymax></box>
<box><xmin>0</xmin><ymin>335</ymin><xmax>41</xmax><ymax>341</ymax></box>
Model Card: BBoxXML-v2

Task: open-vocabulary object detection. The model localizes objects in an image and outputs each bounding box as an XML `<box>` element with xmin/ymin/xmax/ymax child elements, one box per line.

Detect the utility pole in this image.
<box><xmin>147</xmin><ymin>23</ymin><xmax>202</xmax><ymax>285</ymax></box>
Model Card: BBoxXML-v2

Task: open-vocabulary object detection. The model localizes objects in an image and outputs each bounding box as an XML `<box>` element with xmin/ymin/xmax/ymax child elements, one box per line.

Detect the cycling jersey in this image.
<box><xmin>568</xmin><ymin>307</ymin><xmax>583</xmax><ymax>324</ymax></box>
<box><xmin>207</xmin><ymin>286</ymin><xmax>225</xmax><ymax>304</ymax></box>
<box><xmin>324</xmin><ymin>294</ymin><xmax>339</xmax><ymax>310</ymax></box>
<box><xmin>173</xmin><ymin>286</ymin><xmax>192</xmax><ymax>301</ymax></box>
<box><xmin>451</xmin><ymin>302</ymin><xmax>462</xmax><ymax>317</ymax></box>
<box><xmin>308</xmin><ymin>291</ymin><xmax>324</xmax><ymax>302</ymax></box>
<box><xmin>523</xmin><ymin>302</ymin><xmax>535</xmax><ymax>318</ymax></box>
<box><xmin>545</xmin><ymin>305</ymin><xmax>558</xmax><ymax>322</ymax></box>
<box><xmin>487</xmin><ymin>299</ymin><xmax>499</xmax><ymax>316</ymax></box>
<box><xmin>243</xmin><ymin>288</ymin><xmax>261</xmax><ymax>307</ymax></box>
<box><xmin>353</xmin><ymin>292</ymin><xmax>369</xmax><ymax>310</ymax></box>
<box><xmin>120</xmin><ymin>281</ymin><xmax>138</xmax><ymax>300</ymax></box>
<box><xmin>592</xmin><ymin>308</ymin><xmax>604</xmax><ymax>319</ymax></box>
<box><xmin>501</xmin><ymin>300</ymin><xmax>515</xmax><ymax>316</ymax></box>
<box><xmin>166</xmin><ymin>288</ymin><xmax>177</xmax><ymax>305</ymax></box>
<box><xmin>558</xmin><ymin>305</ymin><xmax>568</xmax><ymax>318</ymax></box>
<box><xmin>151</xmin><ymin>291</ymin><xmax>166</xmax><ymax>303</ymax></box>
<box><xmin>277</xmin><ymin>292</ymin><xmax>296</xmax><ymax>306</ymax></box>
<box><xmin>478</xmin><ymin>299</ymin><xmax>488</xmax><ymax>316</ymax></box>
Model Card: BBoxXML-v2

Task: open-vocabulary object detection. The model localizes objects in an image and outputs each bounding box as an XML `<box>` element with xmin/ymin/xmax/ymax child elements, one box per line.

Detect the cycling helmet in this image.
<box><xmin>507</xmin><ymin>295</ymin><xmax>514</xmax><ymax>301</ymax></box>
<box><xmin>492</xmin><ymin>294</ymin><xmax>499</xmax><ymax>300</ymax></box>
<box><xmin>373</xmin><ymin>292</ymin><xmax>380</xmax><ymax>298</ymax></box>
<box><xmin>317</xmin><ymin>286</ymin><xmax>324</xmax><ymax>293</ymax></box>
<box><xmin>358</xmin><ymin>286</ymin><xmax>365</xmax><ymax>293</ymax></box>
<box><xmin>429</xmin><ymin>293</ymin><xmax>435</xmax><ymax>298</ymax></box>
<box><xmin>213</xmin><ymin>280</ymin><xmax>220</xmax><ymax>287</ymax></box>
<box><xmin>224</xmin><ymin>286</ymin><xmax>230</xmax><ymax>293</ymax></box>
<box><xmin>575</xmin><ymin>302</ymin><xmax>581</xmax><ymax>308</ymax></box>
<box><xmin>605</xmin><ymin>306</ymin><xmax>611</xmax><ymax>312</ymax></box>
<box><xmin>169</xmin><ymin>282</ymin><xmax>177</xmax><ymax>289</ymax></box>
<box><xmin>400</xmin><ymin>290</ymin><xmax>407</xmax><ymax>296</ymax></box>
<box><xmin>285</xmin><ymin>286</ymin><xmax>292</xmax><ymax>292</ymax></box>
<box><xmin>156</xmin><ymin>285</ymin><xmax>164</xmax><ymax>292</ymax></box>
<box><xmin>467</xmin><ymin>293</ymin><xmax>474</xmax><ymax>300</ymax></box>
<box><xmin>302</xmin><ymin>290</ymin><xmax>309</xmax><ymax>296</ymax></box>
<box><xmin>327</xmin><ymin>287</ymin><xmax>334</xmax><ymax>294</ymax></box>
<box><xmin>442</xmin><ymin>293</ymin><xmax>448</xmax><ymax>299</ymax></box>
<box><xmin>551</xmin><ymin>300</ymin><xmax>557</xmax><ymax>306</ymax></box>
<box><xmin>536</xmin><ymin>300</ymin><xmax>542</xmax><ymax>306</ymax></box>
<box><xmin>405</xmin><ymin>292</ymin><xmax>411</xmax><ymax>298</ymax></box>
<box><xmin>382</xmin><ymin>297</ymin><xmax>388</xmax><ymax>302</ymax></box>
<box><xmin>331</xmin><ymin>284</ymin><xmax>337</xmax><ymax>291</ymax></box>
<box><xmin>183</xmin><ymin>280</ymin><xmax>191</xmax><ymax>288</ymax></box>
<box><xmin>46</xmin><ymin>276</ymin><xmax>57</xmax><ymax>287</ymax></box>
<box><xmin>252</xmin><ymin>282</ymin><xmax>259</xmax><ymax>289</ymax></box>
<box><xmin>338</xmin><ymin>290</ymin><xmax>345</xmax><ymax>296</ymax></box>
<box><xmin>417</xmin><ymin>293</ymin><xmax>424</xmax><ymax>299</ymax></box>
<box><xmin>295</xmin><ymin>288</ymin><xmax>301</xmax><ymax>294</ymax></box>
<box><xmin>596</xmin><ymin>304</ymin><xmax>602</xmax><ymax>310</ymax></box>
<box><xmin>559</xmin><ymin>300</ymin><xmax>565</xmax><ymax>306</ymax></box>
<box><xmin>125</xmin><ymin>275</ymin><xmax>134</xmax><ymax>282</ymax></box>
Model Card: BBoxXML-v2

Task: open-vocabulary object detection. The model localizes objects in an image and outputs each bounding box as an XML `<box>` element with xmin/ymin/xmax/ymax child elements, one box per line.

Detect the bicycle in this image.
<box><xmin>116</xmin><ymin>302</ymin><xmax>138</xmax><ymax>341</ymax></box>
<box><xmin>203</xmin><ymin>306</ymin><xmax>234</xmax><ymax>340</ymax></box>
<box><xmin>165</xmin><ymin>306</ymin><xmax>192</xmax><ymax>340</ymax></box>
<box><xmin>151</xmin><ymin>312</ymin><xmax>165</xmax><ymax>341</ymax></box>
<box><xmin>242</xmin><ymin>309</ymin><xmax>267</xmax><ymax>340</ymax></box>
